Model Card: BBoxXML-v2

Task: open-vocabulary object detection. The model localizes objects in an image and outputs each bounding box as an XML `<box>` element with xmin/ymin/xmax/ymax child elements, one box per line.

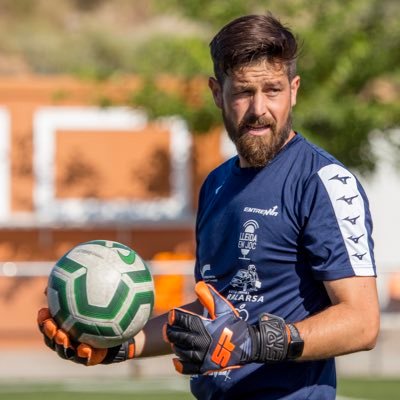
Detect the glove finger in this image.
<box><xmin>165</xmin><ymin>322</ymin><xmax>200</xmax><ymax>348</ymax></box>
<box><xmin>54</xmin><ymin>343</ymin><xmax>76</xmax><ymax>360</ymax></box>
<box><xmin>172</xmin><ymin>358</ymin><xmax>201</xmax><ymax>375</ymax></box>
<box><xmin>54</xmin><ymin>329</ymin><xmax>72</xmax><ymax>348</ymax></box>
<box><xmin>43</xmin><ymin>333</ymin><xmax>56</xmax><ymax>351</ymax></box>
<box><xmin>77</xmin><ymin>344</ymin><xmax>108</xmax><ymax>366</ymax></box>
<box><xmin>37</xmin><ymin>307</ymin><xmax>52</xmax><ymax>326</ymax></box>
<box><xmin>195</xmin><ymin>281</ymin><xmax>239</xmax><ymax>320</ymax></box>
<box><xmin>42</xmin><ymin>319</ymin><xmax>58</xmax><ymax>340</ymax></box>
<box><xmin>172</xmin><ymin>343</ymin><xmax>204</xmax><ymax>364</ymax></box>
<box><xmin>168</xmin><ymin>308</ymin><xmax>206</xmax><ymax>331</ymax></box>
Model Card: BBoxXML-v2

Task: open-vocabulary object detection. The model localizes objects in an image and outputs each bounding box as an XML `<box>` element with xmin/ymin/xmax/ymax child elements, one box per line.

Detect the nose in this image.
<box><xmin>249</xmin><ymin>92</ymin><xmax>266</xmax><ymax>117</ymax></box>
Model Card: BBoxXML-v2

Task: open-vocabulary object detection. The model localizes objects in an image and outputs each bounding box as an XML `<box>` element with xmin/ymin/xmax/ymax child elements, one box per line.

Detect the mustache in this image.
<box><xmin>238</xmin><ymin>115</ymin><xmax>276</xmax><ymax>131</ymax></box>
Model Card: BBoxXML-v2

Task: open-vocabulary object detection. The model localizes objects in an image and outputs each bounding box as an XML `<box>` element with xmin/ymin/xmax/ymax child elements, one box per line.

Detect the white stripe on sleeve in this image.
<box><xmin>318</xmin><ymin>164</ymin><xmax>375</xmax><ymax>276</ymax></box>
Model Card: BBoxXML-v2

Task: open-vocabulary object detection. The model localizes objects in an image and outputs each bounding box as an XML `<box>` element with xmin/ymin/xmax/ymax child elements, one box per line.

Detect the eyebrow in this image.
<box><xmin>232</xmin><ymin>80</ymin><xmax>284</xmax><ymax>90</ymax></box>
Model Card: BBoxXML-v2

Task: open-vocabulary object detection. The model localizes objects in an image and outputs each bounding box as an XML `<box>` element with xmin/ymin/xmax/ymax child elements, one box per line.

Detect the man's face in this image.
<box><xmin>209</xmin><ymin>59</ymin><xmax>300</xmax><ymax>167</ymax></box>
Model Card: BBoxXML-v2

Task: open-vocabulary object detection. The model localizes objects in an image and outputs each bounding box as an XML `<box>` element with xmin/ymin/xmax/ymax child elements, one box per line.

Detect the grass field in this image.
<box><xmin>338</xmin><ymin>377</ymin><xmax>400</xmax><ymax>400</ymax></box>
<box><xmin>0</xmin><ymin>377</ymin><xmax>399</xmax><ymax>400</ymax></box>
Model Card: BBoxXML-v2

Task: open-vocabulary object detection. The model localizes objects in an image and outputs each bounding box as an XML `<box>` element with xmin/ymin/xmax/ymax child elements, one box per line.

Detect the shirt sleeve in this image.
<box><xmin>300</xmin><ymin>163</ymin><xmax>376</xmax><ymax>281</ymax></box>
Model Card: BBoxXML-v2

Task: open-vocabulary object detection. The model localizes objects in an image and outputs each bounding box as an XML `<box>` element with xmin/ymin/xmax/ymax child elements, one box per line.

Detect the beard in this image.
<box><xmin>223</xmin><ymin>111</ymin><xmax>293</xmax><ymax>168</ymax></box>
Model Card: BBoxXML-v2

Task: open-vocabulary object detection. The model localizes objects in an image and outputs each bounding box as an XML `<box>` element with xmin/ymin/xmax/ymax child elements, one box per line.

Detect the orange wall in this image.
<box><xmin>0</xmin><ymin>75</ymin><xmax>225</xmax><ymax>261</ymax></box>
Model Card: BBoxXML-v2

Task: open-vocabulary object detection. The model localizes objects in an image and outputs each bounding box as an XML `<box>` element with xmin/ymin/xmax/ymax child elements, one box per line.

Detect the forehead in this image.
<box><xmin>226</xmin><ymin>59</ymin><xmax>288</xmax><ymax>86</ymax></box>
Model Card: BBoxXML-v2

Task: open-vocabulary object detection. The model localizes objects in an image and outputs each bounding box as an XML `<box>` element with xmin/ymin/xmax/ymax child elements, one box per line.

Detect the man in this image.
<box><xmin>38</xmin><ymin>13</ymin><xmax>380</xmax><ymax>399</ymax></box>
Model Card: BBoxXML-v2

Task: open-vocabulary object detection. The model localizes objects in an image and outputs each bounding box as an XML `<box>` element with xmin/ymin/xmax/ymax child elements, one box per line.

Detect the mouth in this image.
<box><xmin>244</xmin><ymin>124</ymin><xmax>272</xmax><ymax>136</ymax></box>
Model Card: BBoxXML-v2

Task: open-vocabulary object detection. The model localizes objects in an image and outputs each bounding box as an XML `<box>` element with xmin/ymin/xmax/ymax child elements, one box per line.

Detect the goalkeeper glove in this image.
<box><xmin>37</xmin><ymin>308</ymin><xmax>135</xmax><ymax>366</ymax></box>
<box><xmin>164</xmin><ymin>281</ymin><xmax>304</xmax><ymax>375</ymax></box>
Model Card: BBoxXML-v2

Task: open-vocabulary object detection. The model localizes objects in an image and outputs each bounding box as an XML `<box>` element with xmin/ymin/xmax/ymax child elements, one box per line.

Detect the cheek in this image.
<box><xmin>270</xmin><ymin>99</ymin><xmax>291</xmax><ymax>123</ymax></box>
<box><xmin>222</xmin><ymin>101</ymin><xmax>237</xmax><ymax>121</ymax></box>
<box><xmin>226</xmin><ymin>99</ymin><xmax>248</xmax><ymax>120</ymax></box>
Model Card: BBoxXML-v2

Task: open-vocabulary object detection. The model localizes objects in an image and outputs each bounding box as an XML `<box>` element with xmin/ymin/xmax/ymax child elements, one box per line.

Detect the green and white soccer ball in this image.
<box><xmin>47</xmin><ymin>240</ymin><xmax>155</xmax><ymax>348</ymax></box>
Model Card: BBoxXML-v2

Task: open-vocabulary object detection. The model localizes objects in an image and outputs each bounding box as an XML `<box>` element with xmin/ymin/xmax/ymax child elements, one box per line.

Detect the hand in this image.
<box><xmin>37</xmin><ymin>308</ymin><xmax>135</xmax><ymax>366</ymax></box>
<box><xmin>164</xmin><ymin>281</ymin><xmax>303</xmax><ymax>374</ymax></box>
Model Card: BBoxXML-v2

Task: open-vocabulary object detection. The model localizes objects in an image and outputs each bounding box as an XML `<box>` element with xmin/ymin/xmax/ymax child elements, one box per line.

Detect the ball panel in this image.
<box><xmin>48</xmin><ymin>275</ymin><xmax>72</xmax><ymax>325</ymax></box>
<box><xmin>56</xmin><ymin>255</ymin><xmax>85</xmax><ymax>274</ymax></box>
<box><xmin>119</xmin><ymin>290</ymin><xmax>155</xmax><ymax>332</ymax></box>
<box><xmin>74</xmin><ymin>274</ymin><xmax>130</xmax><ymax>320</ymax></box>
<box><xmin>125</xmin><ymin>268</ymin><xmax>152</xmax><ymax>284</ymax></box>
<box><xmin>87</xmin><ymin>240</ymin><xmax>137</xmax><ymax>267</ymax></box>
<box><xmin>71</xmin><ymin>321</ymin><xmax>116</xmax><ymax>345</ymax></box>
<box><xmin>79</xmin><ymin>333</ymin><xmax>122</xmax><ymax>348</ymax></box>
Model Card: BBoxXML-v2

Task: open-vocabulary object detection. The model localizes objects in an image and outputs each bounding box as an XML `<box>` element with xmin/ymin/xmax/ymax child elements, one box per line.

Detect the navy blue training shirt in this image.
<box><xmin>191</xmin><ymin>133</ymin><xmax>376</xmax><ymax>400</ymax></box>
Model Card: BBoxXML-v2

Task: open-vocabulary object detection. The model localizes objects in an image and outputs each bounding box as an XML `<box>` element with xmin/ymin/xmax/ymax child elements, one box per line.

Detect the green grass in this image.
<box><xmin>338</xmin><ymin>377</ymin><xmax>400</xmax><ymax>400</ymax></box>
<box><xmin>0</xmin><ymin>377</ymin><xmax>399</xmax><ymax>400</ymax></box>
<box><xmin>0</xmin><ymin>393</ymin><xmax>191</xmax><ymax>400</ymax></box>
<box><xmin>0</xmin><ymin>378</ymin><xmax>194</xmax><ymax>400</ymax></box>
<box><xmin>0</xmin><ymin>394</ymin><xmax>190</xmax><ymax>400</ymax></box>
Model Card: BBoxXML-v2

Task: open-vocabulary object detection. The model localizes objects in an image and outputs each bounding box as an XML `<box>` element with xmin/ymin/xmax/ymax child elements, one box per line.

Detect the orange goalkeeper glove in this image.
<box><xmin>164</xmin><ymin>281</ymin><xmax>304</xmax><ymax>375</ymax></box>
<box><xmin>37</xmin><ymin>308</ymin><xmax>135</xmax><ymax>366</ymax></box>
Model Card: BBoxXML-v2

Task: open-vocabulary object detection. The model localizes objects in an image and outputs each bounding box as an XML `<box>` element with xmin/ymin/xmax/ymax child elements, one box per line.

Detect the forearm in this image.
<box><xmin>295</xmin><ymin>303</ymin><xmax>378</xmax><ymax>360</ymax></box>
<box><xmin>135</xmin><ymin>299</ymin><xmax>202</xmax><ymax>358</ymax></box>
<box><xmin>295</xmin><ymin>277</ymin><xmax>380</xmax><ymax>361</ymax></box>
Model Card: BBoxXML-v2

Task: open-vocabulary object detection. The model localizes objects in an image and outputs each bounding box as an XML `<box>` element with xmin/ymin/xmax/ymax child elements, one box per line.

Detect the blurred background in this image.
<box><xmin>0</xmin><ymin>0</ymin><xmax>399</xmax><ymax>399</ymax></box>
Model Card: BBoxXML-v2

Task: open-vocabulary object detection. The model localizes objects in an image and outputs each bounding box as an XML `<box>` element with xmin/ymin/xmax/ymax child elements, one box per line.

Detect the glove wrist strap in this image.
<box><xmin>256</xmin><ymin>313</ymin><xmax>289</xmax><ymax>362</ymax></box>
<box><xmin>101</xmin><ymin>338</ymin><xmax>136</xmax><ymax>364</ymax></box>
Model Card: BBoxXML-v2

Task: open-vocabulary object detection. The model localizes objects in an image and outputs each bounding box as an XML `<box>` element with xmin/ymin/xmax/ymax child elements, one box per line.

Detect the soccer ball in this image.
<box><xmin>47</xmin><ymin>240</ymin><xmax>155</xmax><ymax>348</ymax></box>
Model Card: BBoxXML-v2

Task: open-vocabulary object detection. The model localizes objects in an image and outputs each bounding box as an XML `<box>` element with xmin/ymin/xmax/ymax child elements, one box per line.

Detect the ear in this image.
<box><xmin>290</xmin><ymin>75</ymin><xmax>301</xmax><ymax>107</ymax></box>
<box><xmin>208</xmin><ymin>77</ymin><xmax>223</xmax><ymax>109</ymax></box>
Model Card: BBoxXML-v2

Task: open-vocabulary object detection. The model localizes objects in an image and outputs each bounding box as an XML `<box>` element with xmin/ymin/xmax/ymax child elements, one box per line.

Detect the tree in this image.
<box><xmin>148</xmin><ymin>0</ymin><xmax>400</xmax><ymax>173</ymax></box>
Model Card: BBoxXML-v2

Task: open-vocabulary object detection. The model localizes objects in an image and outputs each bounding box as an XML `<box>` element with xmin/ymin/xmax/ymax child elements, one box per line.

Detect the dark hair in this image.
<box><xmin>210</xmin><ymin>13</ymin><xmax>299</xmax><ymax>83</ymax></box>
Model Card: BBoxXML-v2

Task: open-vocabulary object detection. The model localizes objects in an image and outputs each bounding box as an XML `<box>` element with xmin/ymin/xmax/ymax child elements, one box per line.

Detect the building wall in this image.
<box><xmin>0</xmin><ymin>75</ymin><xmax>226</xmax><ymax>261</ymax></box>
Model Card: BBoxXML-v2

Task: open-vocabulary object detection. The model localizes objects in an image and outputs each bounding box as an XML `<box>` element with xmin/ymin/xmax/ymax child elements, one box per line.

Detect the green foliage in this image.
<box><xmin>131</xmin><ymin>79</ymin><xmax>220</xmax><ymax>133</ymax></box>
<box><xmin>154</xmin><ymin>0</ymin><xmax>263</xmax><ymax>28</ymax></box>
<box><xmin>153</xmin><ymin>0</ymin><xmax>400</xmax><ymax>173</ymax></box>
<box><xmin>293</xmin><ymin>0</ymin><xmax>400</xmax><ymax>172</ymax></box>
<box><xmin>131</xmin><ymin>36</ymin><xmax>212</xmax><ymax>78</ymax></box>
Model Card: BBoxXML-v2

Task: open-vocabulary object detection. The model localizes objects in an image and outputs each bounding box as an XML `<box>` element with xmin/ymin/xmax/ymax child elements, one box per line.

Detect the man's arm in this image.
<box><xmin>164</xmin><ymin>279</ymin><xmax>379</xmax><ymax>374</ymax></box>
<box><xmin>295</xmin><ymin>276</ymin><xmax>380</xmax><ymax>360</ymax></box>
<box><xmin>134</xmin><ymin>299</ymin><xmax>203</xmax><ymax>358</ymax></box>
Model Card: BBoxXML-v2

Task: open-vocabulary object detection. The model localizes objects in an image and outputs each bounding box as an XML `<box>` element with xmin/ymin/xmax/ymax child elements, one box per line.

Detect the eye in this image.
<box><xmin>267</xmin><ymin>87</ymin><xmax>282</xmax><ymax>97</ymax></box>
<box><xmin>231</xmin><ymin>91</ymin><xmax>251</xmax><ymax>101</ymax></box>
<box><xmin>233</xmin><ymin>89</ymin><xmax>251</xmax><ymax>96</ymax></box>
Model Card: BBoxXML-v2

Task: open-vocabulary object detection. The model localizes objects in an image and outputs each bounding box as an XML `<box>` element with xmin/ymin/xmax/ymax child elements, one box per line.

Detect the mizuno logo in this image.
<box><xmin>329</xmin><ymin>174</ymin><xmax>351</xmax><ymax>184</ymax></box>
<box><xmin>337</xmin><ymin>195</ymin><xmax>358</xmax><ymax>205</ymax></box>
<box><xmin>348</xmin><ymin>234</ymin><xmax>364</xmax><ymax>243</ymax></box>
<box><xmin>353</xmin><ymin>252</ymin><xmax>367</xmax><ymax>261</ymax></box>
<box><xmin>343</xmin><ymin>215</ymin><xmax>360</xmax><ymax>225</ymax></box>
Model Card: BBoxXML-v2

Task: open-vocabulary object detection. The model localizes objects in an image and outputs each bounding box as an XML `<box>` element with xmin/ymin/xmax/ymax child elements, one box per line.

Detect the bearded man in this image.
<box><xmin>39</xmin><ymin>12</ymin><xmax>380</xmax><ymax>400</ymax></box>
